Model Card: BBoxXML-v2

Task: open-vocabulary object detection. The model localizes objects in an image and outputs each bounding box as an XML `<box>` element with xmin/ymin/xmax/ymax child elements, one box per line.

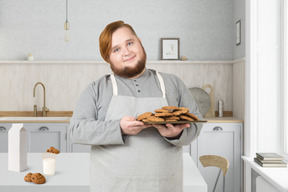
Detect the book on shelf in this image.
<box><xmin>256</xmin><ymin>152</ymin><xmax>284</xmax><ymax>161</ymax></box>
<box><xmin>254</xmin><ymin>158</ymin><xmax>287</xmax><ymax>167</ymax></box>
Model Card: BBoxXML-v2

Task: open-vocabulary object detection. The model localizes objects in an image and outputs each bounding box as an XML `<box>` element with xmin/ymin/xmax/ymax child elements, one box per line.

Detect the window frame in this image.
<box><xmin>281</xmin><ymin>0</ymin><xmax>288</xmax><ymax>159</ymax></box>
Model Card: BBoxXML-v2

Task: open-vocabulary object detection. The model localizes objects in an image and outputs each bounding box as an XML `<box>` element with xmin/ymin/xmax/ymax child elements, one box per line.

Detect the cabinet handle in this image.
<box><xmin>39</xmin><ymin>126</ymin><xmax>49</xmax><ymax>131</ymax></box>
<box><xmin>213</xmin><ymin>126</ymin><xmax>223</xmax><ymax>131</ymax></box>
<box><xmin>0</xmin><ymin>126</ymin><xmax>7</xmax><ymax>131</ymax></box>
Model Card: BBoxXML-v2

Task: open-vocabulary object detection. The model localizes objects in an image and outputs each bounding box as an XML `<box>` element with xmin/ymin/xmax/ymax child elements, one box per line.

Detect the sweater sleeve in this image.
<box><xmin>69</xmin><ymin>82</ymin><xmax>125</xmax><ymax>146</ymax></box>
<box><xmin>163</xmin><ymin>74</ymin><xmax>203</xmax><ymax>146</ymax></box>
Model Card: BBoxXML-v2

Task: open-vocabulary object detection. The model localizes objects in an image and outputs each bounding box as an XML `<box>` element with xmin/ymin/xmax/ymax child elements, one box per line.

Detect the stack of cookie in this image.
<box><xmin>24</xmin><ymin>172</ymin><xmax>46</xmax><ymax>184</ymax></box>
<box><xmin>137</xmin><ymin>106</ymin><xmax>199</xmax><ymax>123</ymax></box>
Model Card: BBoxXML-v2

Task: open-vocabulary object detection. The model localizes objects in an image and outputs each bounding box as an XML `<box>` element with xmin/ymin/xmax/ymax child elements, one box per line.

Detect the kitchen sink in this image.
<box><xmin>0</xmin><ymin>117</ymin><xmax>70</xmax><ymax>121</ymax></box>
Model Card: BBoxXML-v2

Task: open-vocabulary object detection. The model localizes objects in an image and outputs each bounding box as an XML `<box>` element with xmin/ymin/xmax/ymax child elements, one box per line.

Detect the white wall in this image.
<box><xmin>0</xmin><ymin>0</ymin><xmax>241</xmax><ymax>61</ymax></box>
<box><xmin>0</xmin><ymin>61</ymin><xmax>238</xmax><ymax>112</ymax></box>
<box><xmin>234</xmin><ymin>0</ymin><xmax>245</xmax><ymax>59</ymax></box>
<box><xmin>0</xmin><ymin>0</ymin><xmax>246</xmax><ymax>119</ymax></box>
<box><xmin>233</xmin><ymin>59</ymin><xmax>245</xmax><ymax>120</ymax></box>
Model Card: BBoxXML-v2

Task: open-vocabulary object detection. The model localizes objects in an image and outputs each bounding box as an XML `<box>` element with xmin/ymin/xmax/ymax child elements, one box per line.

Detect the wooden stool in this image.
<box><xmin>199</xmin><ymin>155</ymin><xmax>229</xmax><ymax>192</ymax></box>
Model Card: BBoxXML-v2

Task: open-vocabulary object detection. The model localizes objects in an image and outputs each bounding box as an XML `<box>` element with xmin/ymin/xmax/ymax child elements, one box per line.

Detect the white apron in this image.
<box><xmin>90</xmin><ymin>72</ymin><xmax>183</xmax><ymax>192</ymax></box>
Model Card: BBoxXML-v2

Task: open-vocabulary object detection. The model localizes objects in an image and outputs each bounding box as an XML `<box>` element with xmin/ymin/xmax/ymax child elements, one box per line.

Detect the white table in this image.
<box><xmin>0</xmin><ymin>153</ymin><xmax>207</xmax><ymax>192</ymax></box>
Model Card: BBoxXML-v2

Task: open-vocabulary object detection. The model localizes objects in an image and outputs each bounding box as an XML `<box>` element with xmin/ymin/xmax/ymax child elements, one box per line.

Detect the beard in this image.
<box><xmin>110</xmin><ymin>46</ymin><xmax>147</xmax><ymax>79</ymax></box>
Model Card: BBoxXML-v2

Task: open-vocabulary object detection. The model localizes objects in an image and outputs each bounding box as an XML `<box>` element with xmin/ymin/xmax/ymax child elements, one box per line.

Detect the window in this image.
<box><xmin>282</xmin><ymin>0</ymin><xmax>288</xmax><ymax>159</ymax></box>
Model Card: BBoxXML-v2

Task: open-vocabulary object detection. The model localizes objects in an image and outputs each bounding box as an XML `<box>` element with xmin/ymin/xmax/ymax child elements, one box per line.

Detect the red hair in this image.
<box><xmin>99</xmin><ymin>21</ymin><xmax>137</xmax><ymax>63</ymax></box>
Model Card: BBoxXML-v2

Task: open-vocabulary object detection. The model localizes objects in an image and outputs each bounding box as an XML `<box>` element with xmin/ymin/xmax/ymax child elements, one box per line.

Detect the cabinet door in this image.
<box><xmin>25</xmin><ymin>123</ymin><xmax>67</xmax><ymax>153</ymax></box>
<box><xmin>194</xmin><ymin>123</ymin><xmax>242</xmax><ymax>192</ymax></box>
<box><xmin>0</xmin><ymin>123</ymin><xmax>12</xmax><ymax>152</ymax></box>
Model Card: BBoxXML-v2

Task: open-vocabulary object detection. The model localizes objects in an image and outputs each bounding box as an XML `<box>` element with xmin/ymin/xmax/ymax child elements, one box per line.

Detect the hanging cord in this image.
<box><xmin>64</xmin><ymin>0</ymin><xmax>69</xmax><ymax>31</ymax></box>
<box><xmin>66</xmin><ymin>0</ymin><xmax>68</xmax><ymax>22</ymax></box>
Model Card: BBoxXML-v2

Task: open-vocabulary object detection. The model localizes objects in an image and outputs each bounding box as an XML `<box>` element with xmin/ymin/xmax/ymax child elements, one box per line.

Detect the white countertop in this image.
<box><xmin>242</xmin><ymin>156</ymin><xmax>288</xmax><ymax>192</ymax></box>
<box><xmin>0</xmin><ymin>116</ymin><xmax>243</xmax><ymax>123</ymax></box>
<box><xmin>204</xmin><ymin>117</ymin><xmax>244</xmax><ymax>123</ymax></box>
<box><xmin>0</xmin><ymin>153</ymin><xmax>207</xmax><ymax>192</ymax></box>
<box><xmin>0</xmin><ymin>117</ymin><xmax>70</xmax><ymax>123</ymax></box>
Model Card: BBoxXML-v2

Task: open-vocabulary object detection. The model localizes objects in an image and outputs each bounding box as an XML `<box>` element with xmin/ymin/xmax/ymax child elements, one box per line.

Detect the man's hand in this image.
<box><xmin>120</xmin><ymin>116</ymin><xmax>151</xmax><ymax>135</ymax></box>
<box><xmin>152</xmin><ymin>123</ymin><xmax>190</xmax><ymax>139</ymax></box>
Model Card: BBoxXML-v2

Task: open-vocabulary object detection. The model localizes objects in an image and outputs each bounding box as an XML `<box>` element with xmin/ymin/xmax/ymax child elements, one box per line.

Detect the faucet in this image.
<box><xmin>33</xmin><ymin>82</ymin><xmax>49</xmax><ymax>117</ymax></box>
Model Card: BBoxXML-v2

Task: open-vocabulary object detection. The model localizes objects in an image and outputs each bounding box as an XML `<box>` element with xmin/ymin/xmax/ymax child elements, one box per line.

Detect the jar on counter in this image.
<box><xmin>218</xmin><ymin>99</ymin><xmax>224</xmax><ymax>117</ymax></box>
<box><xmin>27</xmin><ymin>53</ymin><xmax>34</xmax><ymax>61</ymax></box>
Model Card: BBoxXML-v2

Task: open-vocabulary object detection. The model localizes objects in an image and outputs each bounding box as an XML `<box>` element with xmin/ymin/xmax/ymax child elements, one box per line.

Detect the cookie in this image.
<box><xmin>161</xmin><ymin>106</ymin><xmax>179</xmax><ymax>111</ymax></box>
<box><xmin>174</xmin><ymin>107</ymin><xmax>189</xmax><ymax>113</ymax></box>
<box><xmin>154</xmin><ymin>112</ymin><xmax>173</xmax><ymax>117</ymax></box>
<box><xmin>47</xmin><ymin>146</ymin><xmax>60</xmax><ymax>154</ymax></box>
<box><xmin>24</xmin><ymin>172</ymin><xmax>33</xmax><ymax>182</ymax></box>
<box><xmin>137</xmin><ymin>112</ymin><xmax>153</xmax><ymax>121</ymax></box>
<box><xmin>31</xmin><ymin>173</ymin><xmax>46</xmax><ymax>184</ymax></box>
<box><xmin>179</xmin><ymin>115</ymin><xmax>194</xmax><ymax>121</ymax></box>
<box><xmin>142</xmin><ymin>118</ymin><xmax>150</xmax><ymax>122</ymax></box>
<box><xmin>147</xmin><ymin>116</ymin><xmax>165</xmax><ymax>122</ymax></box>
<box><xmin>154</xmin><ymin>109</ymin><xmax>170</xmax><ymax>113</ymax></box>
<box><xmin>165</xmin><ymin>116</ymin><xmax>180</xmax><ymax>121</ymax></box>
<box><xmin>173</xmin><ymin>110</ymin><xmax>188</xmax><ymax>116</ymax></box>
<box><xmin>185</xmin><ymin>112</ymin><xmax>199</xmax><ymax>121</ymax></box>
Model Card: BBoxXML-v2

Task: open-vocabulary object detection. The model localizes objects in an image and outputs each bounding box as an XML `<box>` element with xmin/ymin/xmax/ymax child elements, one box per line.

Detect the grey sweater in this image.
<box><xmin>70</xmin><ymin>68</ymin><xmax>203</xmax><ymax>147</ymax></box>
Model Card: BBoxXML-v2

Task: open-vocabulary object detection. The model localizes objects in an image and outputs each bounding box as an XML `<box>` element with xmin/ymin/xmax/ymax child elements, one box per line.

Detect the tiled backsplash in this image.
<box><xmin>0</xmin><ymin>59</ymin><xmax>245</xmax><ymax>119</ymax></box>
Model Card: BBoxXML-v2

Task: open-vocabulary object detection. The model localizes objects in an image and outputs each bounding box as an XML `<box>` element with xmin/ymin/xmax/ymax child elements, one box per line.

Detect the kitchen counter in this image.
<box><xmin>0</xmin><ymin>110</ymin><xmax>243</xmax><ymax>123</ymax></box>
<box><xmin>0</xmin><ymin>117</ymin><xmax>70</xmax><ymax>123</ymax></box>
<box><xmin>0</xmin><ymin>153</ymin><xmax>207</xmax><ymax>192</ymax></box>
<box><xmin>0</xmin><ymin>116</ymin><xmax>242</xmax><ymax>123</ymax></box>
<box><xmin>204</xmin><ymin>117</ymin><xmax>244</xmax><ymax>123</ymax></box>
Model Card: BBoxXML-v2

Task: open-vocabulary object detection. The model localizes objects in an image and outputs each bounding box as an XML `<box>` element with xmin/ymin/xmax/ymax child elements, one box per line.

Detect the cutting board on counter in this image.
<box><xmin>202</xmin><ymin>84</ymin><xmax>215</xmax><ymax>118</ymax></box>
<box><xmin>189</xmin><ymin>84</ymin><xmax>215</xmax><ymax>118</ymax></box>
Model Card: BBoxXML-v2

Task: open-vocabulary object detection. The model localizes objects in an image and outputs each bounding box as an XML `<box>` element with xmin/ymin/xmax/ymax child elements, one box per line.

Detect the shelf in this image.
<box><xmin>0</xmin><ymin>58</ymin><xmax>245</xmax><ymax>65</ymax></box>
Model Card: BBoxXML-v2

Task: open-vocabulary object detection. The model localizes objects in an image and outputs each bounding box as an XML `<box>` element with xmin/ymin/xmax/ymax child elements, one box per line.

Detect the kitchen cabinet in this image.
<box><xmin>0</xmin><ymin>123</ymin><xmax>68</xmax><ymax>153</ymax></box>
<box><xmin>190</xmin><ymin>122</ymin><xmax>243</xmax><ymax>192</ymax></box>
<box><xmin>25</xmin><ymin>123</ymin><xmax>67</xmax><ymax>153</ymax></box>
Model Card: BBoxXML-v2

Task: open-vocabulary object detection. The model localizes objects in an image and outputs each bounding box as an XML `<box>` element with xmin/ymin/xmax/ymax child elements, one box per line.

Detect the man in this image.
<box><xmin>70</xmin><ymin>20</ymin><xmax>203</xmax><ymax>192</ymax></box>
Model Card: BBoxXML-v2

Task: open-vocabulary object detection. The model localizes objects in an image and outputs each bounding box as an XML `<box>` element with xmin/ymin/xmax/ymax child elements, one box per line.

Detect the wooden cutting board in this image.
<box><xmin>189</xmin><ymin>87</ymin><xmax>211</xmax><ymax>116</ymax></box>
<box><xmin>202</xmin><ymin>84</ymin><xmax>215</xmax><ymax>118</ymax></box>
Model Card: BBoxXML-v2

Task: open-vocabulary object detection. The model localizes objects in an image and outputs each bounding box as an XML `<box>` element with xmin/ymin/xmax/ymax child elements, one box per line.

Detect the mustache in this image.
<box><xmin>110</xmin><ymin>46</ymin><xmax>147</xmax><ymax>78</ymax></box>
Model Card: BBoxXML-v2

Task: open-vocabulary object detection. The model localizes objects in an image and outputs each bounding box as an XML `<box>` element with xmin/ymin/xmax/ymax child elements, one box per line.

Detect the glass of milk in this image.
<box><xmin>42</xmin><ymin>153</ymin><xmax>57</xmax><ymax>176</ymax></box>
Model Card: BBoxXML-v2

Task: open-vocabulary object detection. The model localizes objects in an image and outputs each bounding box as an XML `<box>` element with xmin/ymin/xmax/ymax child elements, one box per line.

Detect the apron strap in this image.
<box><xmin>110</xmin><ymin>74</ymin><xmax>118</xmax><ymax>96</ymax></box>
<box><xmin>156</xmin><ymin>72</ymin><xmax>166</xmax><ymax>98</ymax></box>
<box><xmin>110</xmin><ymin>71</ymin><xmax>166</xmax><ymax>98</ymax></box>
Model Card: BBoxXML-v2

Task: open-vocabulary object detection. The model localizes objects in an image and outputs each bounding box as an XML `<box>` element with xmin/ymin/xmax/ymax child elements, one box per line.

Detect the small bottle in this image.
<box><xmin>218</xmin><ymin>99</ymin><xmax>224</xmax><ymax>117</ymax></box>
<box><xmin>27</xmin><ymin>53</ymin><xmax>34</xmax><ymax>61</ymax></box>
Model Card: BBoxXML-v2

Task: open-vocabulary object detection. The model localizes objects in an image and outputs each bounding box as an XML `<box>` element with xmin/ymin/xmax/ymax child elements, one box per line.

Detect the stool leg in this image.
<box><xmin>213</xmin><ymin>169</ymin><xmax>222</xmax><ymax>192</ymax></box>
<box><xmin>223</xmin><ymin>176</ymin><xmax>225</xmax><ymax>192</ymax></box>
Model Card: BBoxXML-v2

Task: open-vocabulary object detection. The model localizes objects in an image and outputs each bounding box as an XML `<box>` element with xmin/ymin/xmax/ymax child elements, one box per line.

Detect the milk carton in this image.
<box><xmin>8</xmin><ymin>123</ymin><xmax>27</xmax><ymax>172</ymax></box>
